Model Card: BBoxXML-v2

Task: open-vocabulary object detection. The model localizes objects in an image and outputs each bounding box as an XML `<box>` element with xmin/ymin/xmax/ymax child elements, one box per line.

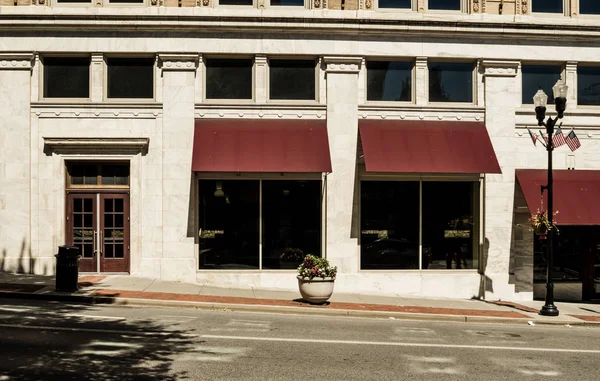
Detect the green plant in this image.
<box><xmin>529</xmin><ymin>209</ymin><xmax>559</xmax><ymax>233</ymax></box>
<box><xmin>297</xmin><ymin>254</ymin><xmax>337</xmax><ymax>280</ymax></box>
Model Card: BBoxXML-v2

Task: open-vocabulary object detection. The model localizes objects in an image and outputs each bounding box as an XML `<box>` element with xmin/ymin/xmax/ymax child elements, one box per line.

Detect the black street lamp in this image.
<box><xmin>533</xmin><ymin>80</ymin><xmax>568</xmax><ymax>317</ymax></box>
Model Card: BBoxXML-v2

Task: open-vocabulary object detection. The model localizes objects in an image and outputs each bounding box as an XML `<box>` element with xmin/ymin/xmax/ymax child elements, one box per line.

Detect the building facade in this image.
<box><xmin>1</xmin><ymin>0</ymin><xmax>600</xmax><ymax>301</ymax></box>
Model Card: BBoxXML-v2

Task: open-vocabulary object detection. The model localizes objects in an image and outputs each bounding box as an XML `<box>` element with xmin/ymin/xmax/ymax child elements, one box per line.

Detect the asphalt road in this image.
<box><xmin>0</xmin><ymin>299</ymin><xmax>599</xmax><ymax>381</ymax></box>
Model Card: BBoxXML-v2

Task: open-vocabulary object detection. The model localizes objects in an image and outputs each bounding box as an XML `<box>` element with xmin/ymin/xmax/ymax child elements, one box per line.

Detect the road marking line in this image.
<box><xmin>0</xmin><ymin>306</ymin><xmax>33</xmax><ymax>312</ymax></box>
<box><xmin>200</xmin><ymin>335</ymin><xmax>600</xmax><ymax>354</ymax></box>
<box><xmin>65</xmin><ymin>314</ymin><xmax>126</xmax><ymax>321</ymax></box>
<box><xmin>0</xmin><ymin>323</ymin><xmax>171</xmax><ymax>336</ymax></box>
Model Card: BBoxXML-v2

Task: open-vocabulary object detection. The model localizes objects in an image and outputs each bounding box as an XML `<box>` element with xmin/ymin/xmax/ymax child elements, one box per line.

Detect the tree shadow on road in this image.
<box><xmin>0</xmin><ymin>299</ymin><xmax>198</xmax><ymax>380</ymax></box>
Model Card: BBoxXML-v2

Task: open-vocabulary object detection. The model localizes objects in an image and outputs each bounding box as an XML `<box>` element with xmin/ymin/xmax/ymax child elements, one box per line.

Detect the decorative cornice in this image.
<box><xmin>415</xmin><ymin>57</ymin><xmax>428</xmax><ymax>69</ymax></box>
<box><xmin>43</xmin><ymin>137</ymin><xmax>150</xmax><ymax>155</ymax></box>
<box><xmin>565</xmin><ymin>61</ymin><xmax>578</xmax><ymax>71</ymax></box>
<box><xmin>0</xmin><ymin>53</ymin><xmax>34</xmax><ymax>70</ymax></box>
<box><xmin>480</xmin><ymin>59</ymin><xmax>520</xmax><ymax>77</ymax></box>
<box><xmin>158</xmin><ymin>53</ymin><xmax>199</xmax><ymax>71</ymax></box>
<box><xmin>255</xmin><ymin>55</ymin><xmax>267</xmax><ymax>65</ymax></box>
<box><xmin>195</xmin><ymin>104</ymin><xmax>327</xmax><ymax>119</ymax></box>
<box><xmin>322</xmin><ymin>56</ymin><xmax>362</xmax><ymax>73</ymax></box>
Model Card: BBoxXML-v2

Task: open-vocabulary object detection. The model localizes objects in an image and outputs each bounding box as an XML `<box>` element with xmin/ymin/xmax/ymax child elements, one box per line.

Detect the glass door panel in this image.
<box><xmin>100</xmin><ymin>194</ymin><xmax>129</xmax><ymax>272</ymax></box>
<box><xmin>67</xmin><ymin>194</ymin><xmax>97</xmax><ymax>272</ymax></box>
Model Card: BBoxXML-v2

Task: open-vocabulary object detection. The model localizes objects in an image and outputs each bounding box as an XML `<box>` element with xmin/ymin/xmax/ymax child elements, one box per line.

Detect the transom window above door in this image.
<box><xmin>67</xmin><ymin>163</ymin><xmax>130</xmax><ymax>188</ymax></box>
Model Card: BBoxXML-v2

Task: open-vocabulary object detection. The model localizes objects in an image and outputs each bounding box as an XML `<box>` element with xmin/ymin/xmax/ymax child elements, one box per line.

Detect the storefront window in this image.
<box><xmin>199</xmin><ymin>179</ymin><xmax>321</xmax><ymax>270</ymax></box>
<box><xmin>262</xmin><ymin>180</ymin><xmax>321</xmax><ymax>269</ymax></box>
<box><xmin>199</xmin><ymin>180</ymin><xmax>260</xmax><ymax>269</ymax></box>
<box><xmin>533</xmin><ymin>226</ymin><xmax>584</xmax><ymax>283</ymax></box>
<box><xmin>360</xmin><ymin>181</ymin><xmax>420</xmax><ymax>270</ymax></box>
<box><xmin>422</xmin><ymin>182</ymin><xmax>476</xmax><ymax>270</ymax></box>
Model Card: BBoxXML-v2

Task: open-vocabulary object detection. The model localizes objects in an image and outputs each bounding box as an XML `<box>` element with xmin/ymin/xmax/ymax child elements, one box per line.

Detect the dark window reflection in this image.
<box><xmin>429</xmin><ymin>62</ymin><xmax>473</xmax><ymax>103</ymax></box>
<box><xmin>577</xmin><ymin>66</ymin><xmax>600</xmax><ymax>106</ymax></box>
<box><xmin>199</xmin><ymin>180</ymin><xmax>259</xmax><ymax>269</ymax></box>
<box><xmin>206</xmin><ymin>58</ymin><xmax>253</xmax><ymax>100</ymax></box>
<box><xmin>107</xmin><ymin>57</ymin><xmax>154</xmax><ymax>99</ymax></box>
<box><xmin>580</xmin><ymin>0</ymin><xmax>600</xmax><ymax>14</ymax></box>
<box><xmin>43</xmin><ymin>57</ymin><xmax>90</xmax><ymax>98</ymax></box>
<box><xmin>361</xmin><ymin>181</ymin><xmax>419</xmax><ymax>270</ymax></box>
<box><xmin>271</xmin><ymin>0</ymin><xmax>303</xmax><ymax>5</ymax></box>
<box><xmin>532</xmin><ymin>0</ymin><xmax>563</xmax><ymax>13</ymax></box>
<box><xmin>378</xmin><ymin>0</ymin><xmax>410</xmax><ymax>8</ymax></box>
<box><xmin>428</xmin><ymin>0</ymin><xmax>460</xmax><ymax>10</ymax></box>
<box><xmin>69</xmin><ymin>164</ymin><xmax>98</xmax><ymax>186</ymax></box>
<box><xmin>101</xmin><ymin>164</ymin><xmax>130</xmax><ymax>186</ymax></box>
<box><xmin>367</xmin><ymin>61</ymin><xmax>412</xmax><ymax>102</ymax></box>
<box><xmin>534</xmin><ymin>226</ymin><xmax>585</xmax><ymax>283</ymax></box>
<box><xmin>262</xmin><ymin>180</ymin><xmax>321</xmax><ymax>269</ymax></box>
<box><xmin>522</xmin><ymin>65</ymin><xmax>561</xmax><ymax>105</ymax></box>
<box><xmin>220</xmin><ymin>0</ymin><xmax>252</xmax><ymax>5</ymax></box>
<box><xmin>422</xmin><ymin>182</ymin><xmax>476</xmax><ymax>270</ymax></box>
<box><xmin>269</xmin><ymin>59</ymin><xmax>316</xmax><ymax>100</ymax></box>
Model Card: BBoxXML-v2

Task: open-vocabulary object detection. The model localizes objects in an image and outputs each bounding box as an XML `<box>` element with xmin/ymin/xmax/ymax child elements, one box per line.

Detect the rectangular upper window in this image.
<box><xmin>428</xmin><ymin>62</ymin><xmax>473</xmax><ymax>103</ymax></box>
<box><xmin>532</xmin><ymin>0</ymin><xmax>563</xmax><ymax>13</ymax></box>
<box><xmin>219</xmin><ymin>0</ymin><xmax>252</xmax><ymax>5</ymax></box>
<box><xmin>378</xmin><ymin>0</ymin><xmax>410</xmax><ymax>8</ymax></box>
<box><xmin>107</xmin><ymin>57</ymin><xmax>154</xmax><ymax>99</ymax></box>
<box><xmin>269</xmin><ymin>59</ymin><xmax>316</xmax><ymax>101</ymax></box>
<box><xmin>109</xmin><ymin>0</ymin><xmax>144</xmax><ymax>3</ymax></box>
<box><xmin>43</xmin><ymin>57</ymin><xmax>90</xmax><ymax>99</ymax></box>
<box><xmin>206</xmin><ymin>58</ymin><xmax>253</xmax><ymax>100</ymax></box>
<box><xmin>580</xmin><ymin>0</ymin><xmax>600</xmax><ymax>14</ymax></box>
<box><xmin>366</xmin><ymin>61</ymin><xmax>412</xmax><ymax>102</ymax></box>
<box><xmin>270</xmin><ymin>0</ymin><xmax>303</xmax><ymax>5</ymax></box>
<box><xmin>521</xmin><ymin>64</ymin><xmax>562</xmax><ymax>104</ymax></box>
<box><xmin>428</xmin><ymin>0</ymin><xmax>460</xmax><ymax>10</ymax></box>
<box><xmin>578</xmin><ymin>66</ymin><xmax>600</xmax><ymax>106</ymax></box>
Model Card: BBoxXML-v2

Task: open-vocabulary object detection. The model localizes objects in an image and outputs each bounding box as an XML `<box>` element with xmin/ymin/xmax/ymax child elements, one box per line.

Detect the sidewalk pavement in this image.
<box><xmin>0</xmin><ymin>272</ymin><xmax>599</xmax><ymax>326</ymax></box>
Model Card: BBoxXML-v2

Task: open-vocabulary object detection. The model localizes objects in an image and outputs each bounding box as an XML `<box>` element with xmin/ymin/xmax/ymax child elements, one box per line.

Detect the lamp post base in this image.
<box><xmin>539</xmin><ymin>304</ymin><xmax>560</xmax><ymax>316</ymax></box>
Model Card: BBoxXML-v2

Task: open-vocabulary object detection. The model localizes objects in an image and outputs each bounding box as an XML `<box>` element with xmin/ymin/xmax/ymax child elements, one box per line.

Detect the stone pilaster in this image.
<box><xmin>158</xmin><ymin>53</ymin><xmax>199</xmax><ymax>282</ymax></box>
<box><xmin>91</xmin><ymin>53</ymin><xmax>104</xmax><ymax>103</ymax></box>
<box><xmin>255</xmin><ymin>55</ymin><xmax>268</xmax><ymax>104</ymax></box>
<box><xmin>415</xmin><ymin>57</ymin><xmax>428</xmax><ymax>106</ymax></box>
<box><xmin>323</xmin><ymin>56</ymin><xmax>361</xmax><ymax>276</ymax></box>
<box><xmin>0</xmin><ymin>53</ymin><xmax>34</xmax><ymax>273</ymax></box>
<box><xmin>481</xmin><ymin>59</ymin><xmax>521</xmax><ymax>300</ymax></box>
<box><xmin>565</xmin><ymin>61</ymin><xmax>577</xmax><ymax>109</ymax></box>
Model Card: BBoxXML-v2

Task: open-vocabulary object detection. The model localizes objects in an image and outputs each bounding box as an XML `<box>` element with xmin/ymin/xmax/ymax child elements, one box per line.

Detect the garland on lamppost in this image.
<box><xmin>527</xmin><ymin>80</ymin><xmax>581</xmax><ymax>317</ymax></box>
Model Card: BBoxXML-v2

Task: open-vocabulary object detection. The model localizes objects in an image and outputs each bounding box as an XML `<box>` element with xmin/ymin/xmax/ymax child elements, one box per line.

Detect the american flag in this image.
<box><xmin>566</xmin><ymin>129</ymin><xmax>581</xmax><ymax>152</ymax></box>
<box><xmin>539</xmin><ymin>130</ymin><xmax>549</xmax><ymax>146</ymax></box>
<box><xmin>552</xmin><ymin>126</ymin><xmax>567</xmax><ymax>148</ymax></box>
<box><xmin>527</xmin><ymin>127</ymin><xmax>538</xmax><ymax>146</ymax></box>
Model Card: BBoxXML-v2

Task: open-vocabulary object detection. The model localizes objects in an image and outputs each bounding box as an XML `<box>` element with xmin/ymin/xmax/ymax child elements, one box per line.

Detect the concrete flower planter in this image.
<box><xmin>297</xmin><ymin>275</ymin><xmax>335</xmax><ymax>304</ymax></box>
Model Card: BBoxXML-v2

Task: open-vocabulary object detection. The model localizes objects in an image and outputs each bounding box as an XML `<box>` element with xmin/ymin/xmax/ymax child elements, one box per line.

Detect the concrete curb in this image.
<box><xmin>2</xmin><ymin>290</ymin><xmax>596</xmax><ymax>326</ymax></box>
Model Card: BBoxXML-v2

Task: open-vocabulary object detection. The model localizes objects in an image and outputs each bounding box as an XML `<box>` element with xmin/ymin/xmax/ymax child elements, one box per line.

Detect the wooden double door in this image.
<box><xmin>66</xmin><ymin>192</ymin><xmax>130</xmax><ymax>273</ymax></box>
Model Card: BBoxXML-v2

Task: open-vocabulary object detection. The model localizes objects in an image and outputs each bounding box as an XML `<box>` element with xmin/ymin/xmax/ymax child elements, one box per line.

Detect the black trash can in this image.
<box><xmin>55</xmin><ymin>245</ymin><xmax>81</xmax><ymax>292</ymax></box>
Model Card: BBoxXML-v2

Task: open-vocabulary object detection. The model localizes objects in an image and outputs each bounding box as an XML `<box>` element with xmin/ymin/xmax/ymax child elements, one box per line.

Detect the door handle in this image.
<box><xmin>93</xmin><ymin>231</ymin><xmax>98</xmax><ymax>256</ymax></box>
<box><xmin>99</xmin><ymin>231</ymin><xmax>103</xmax><ymax>256</ymax></box>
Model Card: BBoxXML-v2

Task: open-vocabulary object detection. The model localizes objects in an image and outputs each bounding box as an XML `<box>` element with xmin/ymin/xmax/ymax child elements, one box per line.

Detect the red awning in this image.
<box><xmin>192</xmin><ymin>119</ymin><xmax>332</xmax><ymax>172</ymax></box>
<box><xmin>358</xmin><ymin>120</ymin><xmax>501</xmax><ymax>174</ymax></box>
<box><xmin>516</xmin><ymin>169</ymin><xmax>600</xmax><ymax>226</ymax></box>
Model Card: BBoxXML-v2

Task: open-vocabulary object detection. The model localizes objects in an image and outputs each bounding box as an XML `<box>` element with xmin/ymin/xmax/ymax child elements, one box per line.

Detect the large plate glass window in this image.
<box><xmin>378</xmin><ymin>0</ymin><xmax>410</xmax><ymax>9</ymax></box>
<box><xmin>428</xmin><ymin>0</ymin><xmax>460</xmax><ymax>10</ymax></box>
<box><xmin>428</xmin><ymin>62</ymin><xmax>473</xmax><ymax>103</ymax></box>
<box><xmin>269</xmin><ymin>59</ymin><xmax>316</xmax><ymax>101</ymax></box>
<box><xmin>366</xmin><ymin>61</ymin><xmax>412</xmax><ymax>102</ymax></box>
<box><xmin>360</xmin><ymin>180</ymin><xmax>478</xmax><ymax>270</ymax></box>
<box><xmin>262</xmin><ymin>180</ymin><xmax>321</xmax><ymax>269</ymax></box>
<box><xmin>577</xmin><ymin>66</ymin><xmax>600</xmax><ymax>106</ymax></box>
<box><xmin>198</xmin><ymin>179</ymin><xmax>321</xmax><ymax>270</ymax></box>
<box><xmin>422</xmin><ymin>182</ymin><xmax>476</xmax><ymax>270</ymax></box>
<box><xmin>361</xmin><ymin>181</ymin><xmax>420</xmax><ymax>270</ymax></box>
<box><xmin>43</xmin><ymin>57</ymin><xmax>90</xmax><ymax>99</ymax></box>
<box><xmin>521</xmin><ymin>64</ymin><xmax>562</xmax><ymax>105</ymax></box>
<box><xmin>532</xmin><ymin>0</ymin><xmax>563</xmax><ymax>13</ymax></box>
<box><xmin>107</xmin><ymin>57</ymin><xmax>154</xmax><ymax>99</ymax></box>
<box><xmin>205</xmin><ymin>58</ymin><xmax>253</xmax><ymax>100</ymax></box>
<box><xmin>580</xmin><ymin>0</ymin><xmax>600</xmax><ymax>14</ymax></box>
